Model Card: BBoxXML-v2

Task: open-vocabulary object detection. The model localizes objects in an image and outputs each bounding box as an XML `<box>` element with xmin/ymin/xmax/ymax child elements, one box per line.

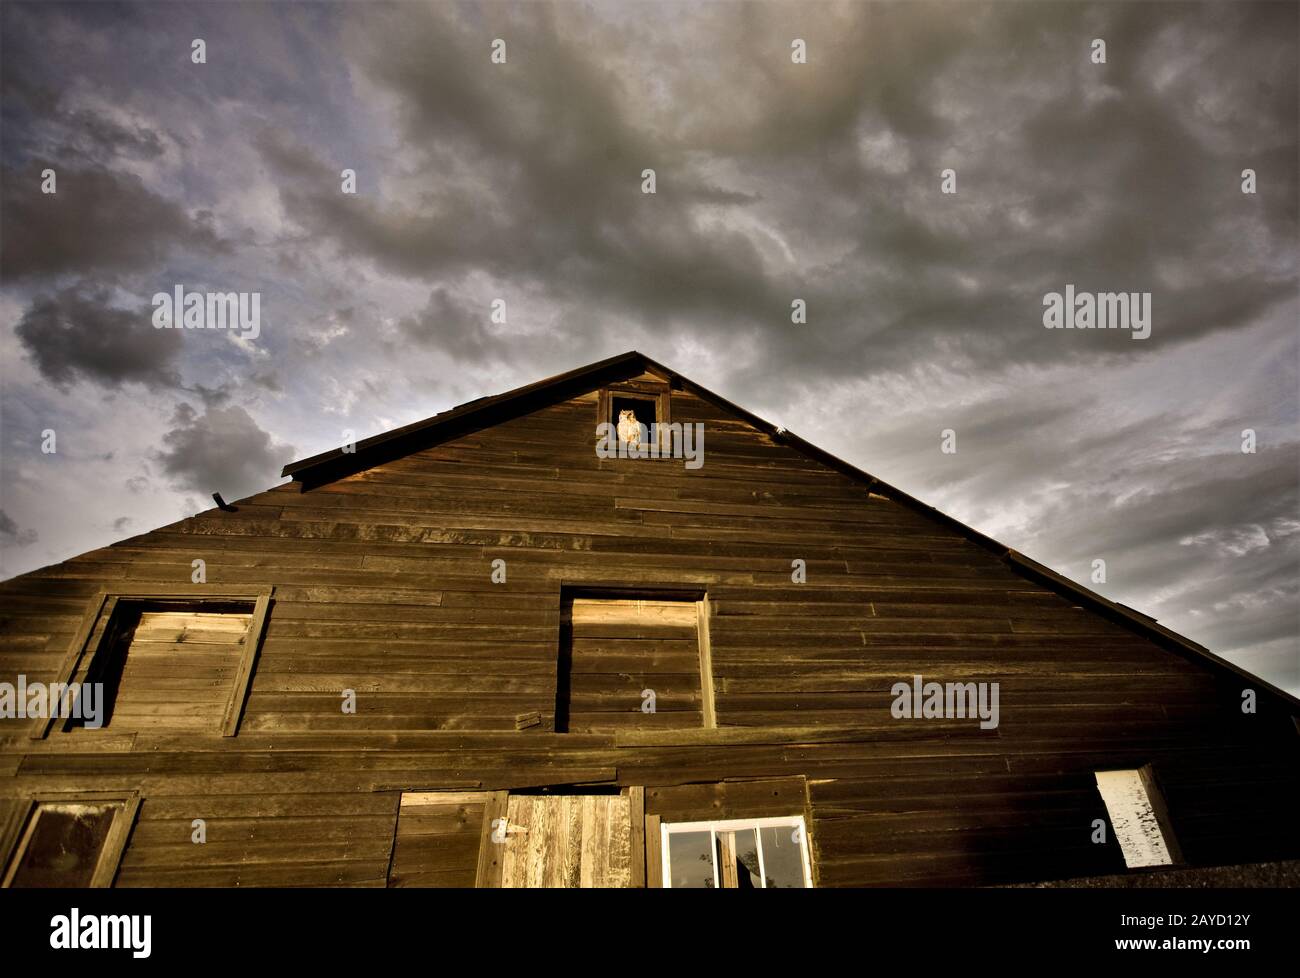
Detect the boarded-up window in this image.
<box><xmin>63</xmin><ymin>598</ymin><xmax>265</xmax><ymax>735</ymax></box>
<box><xmin>3</xmin><ymin>799</ymin><xmax>134</xmax><ymax>888</ymax></box>
<box><xmin>388</xmin><ymin>791</ymin><xmax>490</xmax><ymax>888</ymax></box>
<box><xmin>557</xmin><ymin>594</ymin><xmax>713</xmax><ymax>733</ymax></box>
<box><xmin>1095</xmin><ymin>768</ymin><xmax>1181</xmax><ymax>868</ymax></box>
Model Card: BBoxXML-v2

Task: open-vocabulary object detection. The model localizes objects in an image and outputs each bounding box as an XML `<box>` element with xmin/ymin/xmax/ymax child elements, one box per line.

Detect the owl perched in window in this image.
<box><xmin>617</xmin><ymin>408</ymin><xmax>643</xmax><ymax>447</ymax></box>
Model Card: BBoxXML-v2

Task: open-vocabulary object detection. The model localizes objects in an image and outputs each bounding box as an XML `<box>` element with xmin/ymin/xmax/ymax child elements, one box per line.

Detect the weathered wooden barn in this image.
<box><xmin>1</xmin><ymin>351</ymin><xmax>1296</xmax><ymax>888</ymax></box>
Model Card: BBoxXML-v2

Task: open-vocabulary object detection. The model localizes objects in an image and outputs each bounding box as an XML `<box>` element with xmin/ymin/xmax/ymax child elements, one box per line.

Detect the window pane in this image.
<box><xmin>10</xmin><ymin>803</ymin><xmax>119</xmax><ymax>887</ymax></box>
<box><xmin>667</xmin><ymin>830</ymin><xmax>715</xmax><ymax>888</ymax></box>
<box><xmin>758</xmin><ymin>825</ymin><xmax>807</xmax><ymax>888</ymax></box>
<box><xmin>729</xmin><ymin>828</ymin><xmax>762</xmax><ymax>888</ymax></box>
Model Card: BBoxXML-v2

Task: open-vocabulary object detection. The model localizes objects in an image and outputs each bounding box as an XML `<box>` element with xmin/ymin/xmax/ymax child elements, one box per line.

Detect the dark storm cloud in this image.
<box><xmin>0</xmin><ymin>510</ymin><xmax>38</xmax><ymax>547</ymax></box>
<box><xmin>0</xmin><ymin>164</ymin><xmax>227</xmax><ymax>282</ymax></box>
<box><xmin>258</xmin><ymin>8</ymin><xmax>788</xmax><ymax>322</ymax></box>
<box><xmin>189</xmin><ymin>383</ymin><xmax>235</xmax><ymax>408</ymax></box>
<box><xmin>1043</xmin><ymin>447</ymin><xmax>1298</xmax><ymax>565</ymax></box>
<box><xmin>248</xmin><ymin>0</ymin><xmax>1300</xmax><ymax>390</ymax></box>
<box><xmin>394</xmin><ymin>285</ymin><xmax>575</xmax><ymax>363</ymax></box>
<box><xmin>1</xmin><ymin>49</ymin><xmax>166</xmax><ymax>165</ymax></box>
<box><xmin>398</xmin><ymin>287</ymin><xmax>484</xmax><ymax>351</ymax></box>
<box><xmin>14</xmin><ymin>283</ymin><xmax>183</xmax><ymax>389</ymax></box>
<box><xmin>60</xmin><ymin>110</ymin><xmax>167</xmax><ymax>162</ymax></box>
<box><xmin>155</xmin><ymin>402</ymin><xmax>295</xmax><ymax>503</ymax></box>
<box><xmin>251</xmin><ymin>370</ymin><xmax>284</xmax><ymax>393</ymax></box>
<box><xmin>0</xmin><ymin>5</ymin><xmax>228</xmax><ymax>283</ymax></box>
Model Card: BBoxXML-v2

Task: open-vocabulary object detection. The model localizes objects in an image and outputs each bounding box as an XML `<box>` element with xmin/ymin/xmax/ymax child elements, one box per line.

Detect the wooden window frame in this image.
<box><xmin>554</xmin><ymin>584</ymin><xmax>716</xmax><ymax>732</ymax></box>
<box><xmin>1094</xmin><ymin>764</ymin><xmax>1184</xmax><ymax>870</ymax></box>
<box><xmin>645</xmin><ymin>814</ymin><xmax>663</xmax><ymax>888</ymax></box>
<box><xmin>660</xmin><ymin>815</ymin><xmax>813</xmax><ymax>889</ymax></box>
<box><xmin>32</xmin><ymin>586</ymin><xmax>274</xmax><ymax>740</ymax></box>
<box><xmin>597</xmin><ymin>383</ymin><xmax>672</xmax><ymax>455</ymax></box>
<box><xmin>0</xmin><ymin>790</ymin><xmax>142</xmax><ymax>889</ymax></box>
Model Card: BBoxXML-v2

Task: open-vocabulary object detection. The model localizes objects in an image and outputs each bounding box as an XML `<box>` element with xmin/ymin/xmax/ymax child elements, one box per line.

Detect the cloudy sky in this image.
<box><xmin>1</xmin><ymin>1</ymin><xmax>1296</xmax><ymax>694</ymax></box>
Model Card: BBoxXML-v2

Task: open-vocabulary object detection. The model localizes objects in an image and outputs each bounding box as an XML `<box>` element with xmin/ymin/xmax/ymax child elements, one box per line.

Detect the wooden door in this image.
<box><xmin>499</xmin><ymin>795</ymin><xmax>632</xmax><ymax>888</ymax></box>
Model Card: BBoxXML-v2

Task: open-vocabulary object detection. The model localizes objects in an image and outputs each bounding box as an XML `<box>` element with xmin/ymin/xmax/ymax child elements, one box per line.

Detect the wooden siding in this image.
<box><xmin>1</xmin><ymin>377</ymin><xmax>1297</xmax><ymax>887</ymax></box>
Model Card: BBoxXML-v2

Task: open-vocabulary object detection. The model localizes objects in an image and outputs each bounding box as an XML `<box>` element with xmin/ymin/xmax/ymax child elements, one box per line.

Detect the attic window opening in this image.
<box><xmin>598</xmin><ymin>385</ymin><xmax>672</xmax><ymax>460</ymax></box>
<box><xmin>612</xmin><ymin>395</ymin><xmax>658</xmax><ymax>450</ymax></box>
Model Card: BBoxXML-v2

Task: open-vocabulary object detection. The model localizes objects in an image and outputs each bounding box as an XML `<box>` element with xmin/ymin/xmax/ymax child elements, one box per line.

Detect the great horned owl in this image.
<box><xmin>616</xmin><ymin>408</ymin><xmax>643</xmax><ymax>447</ymax></box>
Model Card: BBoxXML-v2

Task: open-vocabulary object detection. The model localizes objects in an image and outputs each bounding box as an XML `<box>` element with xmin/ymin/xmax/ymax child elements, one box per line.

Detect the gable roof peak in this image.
<box><xmin>276</xmin><ymin>354</ymin><xmax>1299</xmax><ymax>710</ymax></box>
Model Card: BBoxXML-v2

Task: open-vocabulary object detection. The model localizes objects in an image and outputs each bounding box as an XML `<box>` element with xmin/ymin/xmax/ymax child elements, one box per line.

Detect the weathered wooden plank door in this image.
<box><xmin>500</xmin><ymin>795</ymin><xmax>632</xmax><ymax>887</ymax></box>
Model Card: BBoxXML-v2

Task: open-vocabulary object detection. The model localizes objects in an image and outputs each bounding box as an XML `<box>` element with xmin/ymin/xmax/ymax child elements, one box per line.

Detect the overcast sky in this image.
<box><xmin>1</xmin><ymin>1</ymin><xmax>1296</xmax><ymax>695</ymax></box>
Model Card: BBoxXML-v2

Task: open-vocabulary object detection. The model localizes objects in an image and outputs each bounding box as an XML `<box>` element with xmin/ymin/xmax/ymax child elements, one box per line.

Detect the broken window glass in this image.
<box><xmin>8</xmin><ymin>802</ymin><xmax>119</xmax><ymax>888</ymax></box>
